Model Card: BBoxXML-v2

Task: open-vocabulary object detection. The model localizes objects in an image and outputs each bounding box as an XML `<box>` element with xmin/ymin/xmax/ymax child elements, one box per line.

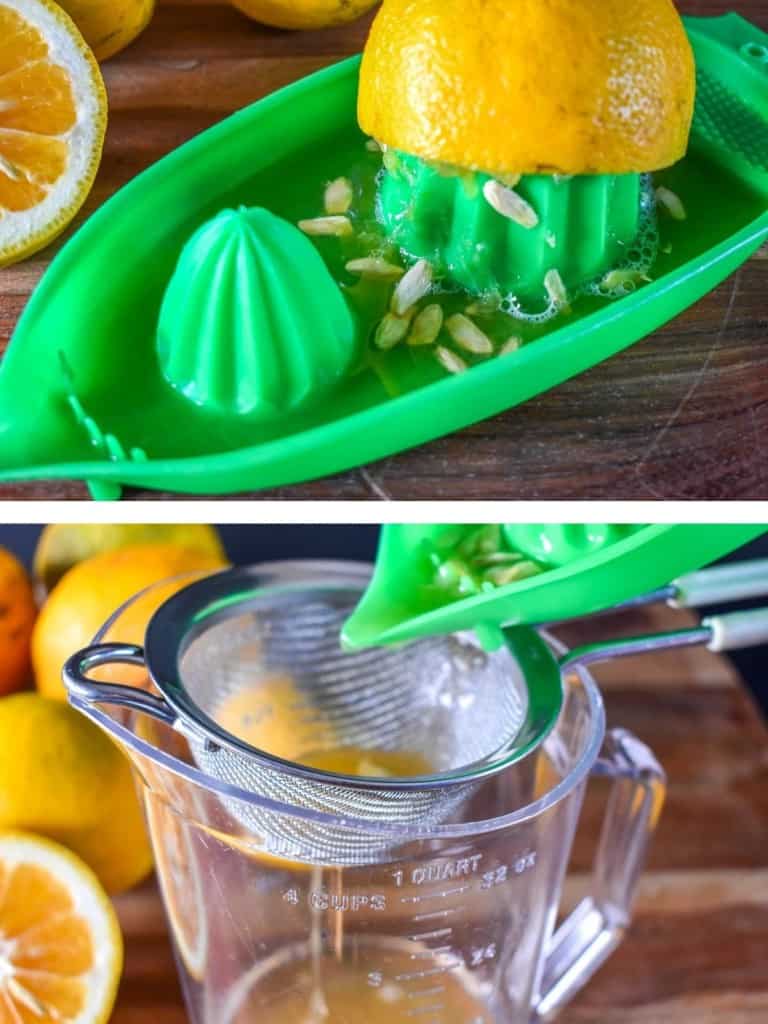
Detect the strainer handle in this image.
<box><xmin>62</xmin><ymin>642</ymin><xmax>177</xmax><ymax>726</ymax></box>
<box><xmin>672</xmin><ymin>558</ymin><xmax>768</xmax><ymax>608</ymax></box>
<box><xmin>534</xmin><ymin>729</ymin><xmax>665</xmax><ymax>1022</ymax></box>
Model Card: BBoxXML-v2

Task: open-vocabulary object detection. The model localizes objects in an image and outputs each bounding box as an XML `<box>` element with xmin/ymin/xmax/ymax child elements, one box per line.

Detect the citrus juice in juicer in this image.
<box><xmin>62</xmin><ymin>524</ymin><xmax>768</xmax><ymax>1023</ymax></box>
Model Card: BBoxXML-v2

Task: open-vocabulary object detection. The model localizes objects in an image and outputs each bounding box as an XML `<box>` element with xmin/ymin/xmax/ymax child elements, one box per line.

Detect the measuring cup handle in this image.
<box><xmin>62</xmin><ymin>642</ymin><xmax>177</xmax><ymax>726</ymax></box>
<box><xmin>533</xmin><ymin>728</ymin><xmax>666</xmax><ymax>1022</ymax></box>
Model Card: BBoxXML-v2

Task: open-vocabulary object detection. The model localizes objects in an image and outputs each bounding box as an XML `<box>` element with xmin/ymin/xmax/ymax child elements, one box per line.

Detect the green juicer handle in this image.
<box><xmin>343</xmin><ymin>525</ymin><xmax>767</xmax><ymax>650</ymax></box>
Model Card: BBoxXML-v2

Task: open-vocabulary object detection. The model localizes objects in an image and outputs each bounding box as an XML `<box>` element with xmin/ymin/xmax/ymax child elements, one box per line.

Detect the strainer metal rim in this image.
<box><xmin>71</xmin><ymin>629</ymin><xmax>604</xmax><ymax>839</ymax></box>
<box><xmin>143</xmin><ymin>562</ymin><xmax>563</xmax><ymax>792</ymax></box>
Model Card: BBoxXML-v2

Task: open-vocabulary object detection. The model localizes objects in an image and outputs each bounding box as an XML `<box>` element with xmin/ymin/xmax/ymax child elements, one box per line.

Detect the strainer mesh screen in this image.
<box><xmin>172</xmin><ymin>589</ymin><xmax>529</xmax><ymax>863</ymax></box>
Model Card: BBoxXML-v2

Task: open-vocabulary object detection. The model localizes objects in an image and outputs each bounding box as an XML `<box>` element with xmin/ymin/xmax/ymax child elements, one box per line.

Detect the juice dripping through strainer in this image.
<box><xmin>215</xmin><ymin>673</ymin><xmax>436</xmax><ymax>1024</ymax></box>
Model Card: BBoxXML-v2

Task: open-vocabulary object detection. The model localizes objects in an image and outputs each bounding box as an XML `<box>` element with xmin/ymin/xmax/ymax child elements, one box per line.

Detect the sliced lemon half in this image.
<box><xmin>0</xmin><ymin>831</ymin><xmax>122</xmax><ymax>1024</ymax></box>
<box><xmin>0</xmin><ymin>0</ymin><xmax>107</xmax><ymax>267</ymax></box>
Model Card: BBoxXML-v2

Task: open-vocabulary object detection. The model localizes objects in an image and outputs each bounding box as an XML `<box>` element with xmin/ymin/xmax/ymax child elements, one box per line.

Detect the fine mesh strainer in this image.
<box><xmin>63</xmin><ymin>563</ymin><xmax>562</xmax><ymax>863</ymax></box>
<box><xmin>63</xmin><ymin>553</ymin><xmax>768</xmax><ymax>865</ymax></box>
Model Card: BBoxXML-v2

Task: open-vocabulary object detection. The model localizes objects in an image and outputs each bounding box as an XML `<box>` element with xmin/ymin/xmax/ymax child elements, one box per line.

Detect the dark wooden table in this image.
<box><xmin>0</xmin><ymin>0</ymin><xmax>766</xmax><ymax>500</ymax></box>
<box><xmin>110</xmin><ymin>603</ymin><xmax>768</xmax><ymax>1022</ymax></box>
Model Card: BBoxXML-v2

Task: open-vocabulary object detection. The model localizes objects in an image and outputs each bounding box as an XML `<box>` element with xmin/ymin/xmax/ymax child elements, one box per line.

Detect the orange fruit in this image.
<box><xmin>358</xmin><ymin>0</ymin><xmax>696</xmax><ymax>176</ymax></box>
<box><xmin>0</xmin><ymin>693</ymin><xmax>153</xmax><ymax>894</ymax></box>
<box><xmin>230</xmin><ymin>0</ymin><xmax>378</xmax><ymax>30</ymax></box>
<box><xmin>0</xmin><ymin>546</ymin><xmax>36</xmax><ymax>695</ymax></box>
<box><xmin>32</xmin><ymin>541</ymin><xmax>228</xmax><ymax>700</ymax></box>
<box><xmin>0</xmin><ymin>0</ymin><xmax>107</xmax><ymax>267</ymax></box>
<box><xmin>0</xmin><ymin>831</ymin><xmax>122</xmax><ymax>1023</ymax></box>
<box><xmin>34</xmin><ymin>522</ymin><xmax>225</xmax><ymax>592</ymax></box>
<box><xmin>56</xmin><ymin>0</ymin><xmax>155</xmax><ymax>61</ymax></box>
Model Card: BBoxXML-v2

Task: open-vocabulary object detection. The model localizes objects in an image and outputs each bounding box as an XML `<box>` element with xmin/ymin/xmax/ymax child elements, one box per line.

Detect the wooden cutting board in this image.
<box><xmin>110</xmin><ymin>603</ymin><xmax>768</xmax><ymax>1022</ymax></box>
<box><xmin>0</xmin><ymin>0</ymin><xmax>766</xmax><ymax>500</ymax></box>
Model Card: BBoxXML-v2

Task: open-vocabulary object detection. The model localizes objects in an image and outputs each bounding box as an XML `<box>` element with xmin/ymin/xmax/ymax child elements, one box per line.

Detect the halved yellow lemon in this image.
<box><xmin>0</xmin><ymin>0</ymin><xmax>107</xmax><ymax>267</ymax></box>
<box><xmin>0</xmin><ymin>831</ymin><xmax>122</xmax><ymax>1024</ymax></box>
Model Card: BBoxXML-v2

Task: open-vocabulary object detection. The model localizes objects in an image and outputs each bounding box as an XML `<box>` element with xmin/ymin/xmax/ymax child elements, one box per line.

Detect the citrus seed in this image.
<box><xmin>484</xmin><ymin>561</ymin><xmax>543</xmax><ymax>586</ymax></box>
<box><xmin>346</xmin><ymin>257</ymin><xmax>404</xmax><ymax>279</ymax></box>
<box><xmin>499</xmin><ymin>336</ymin><xmax>522</xmax><ymax>354</ymax></box>
<box><xmin>324</xmin><ymin>177</ymin><xmax>353</xmax><ymax>215</ymax></box>
<box><xmin>391</xmin><ymin>259</ymin><xmax>433</xmax><ymax>316</ymax></box>
<box><xmin>482</xmin><ymin>180</ymin><xmax>539</xmax><ymax>228</ymax></box>
<box><xmin>298</xmin><ymin>216</ymin><xmax>353</xmax><ymax>238</ymax></box>
<box><xmin>374</xmin><ymin>311</ymin><xmax>414</xmax><ymax>350</ymax></box>
<box><xmin>445</xmin><ymin>314</ymin><xmax>493</xmax><ymax>355</ymax></box>
<box><xmin>435</xmin><ymin>346</ymin><xmax>467</xmax><ymax>375</ymax></box>
<box><xmin>544</xmin><ymin>268</ymin><xmax>570</xmax><ymax>311</ymax></box>
<box><xmin>655</xmin><ymin>186</ymin><xmax>686</xmax><ymax>221</ymax></box>
<box><xmin>407</xmin><ymin>304</ymin><xmax>444</xmax><ymax>346</ymax></box>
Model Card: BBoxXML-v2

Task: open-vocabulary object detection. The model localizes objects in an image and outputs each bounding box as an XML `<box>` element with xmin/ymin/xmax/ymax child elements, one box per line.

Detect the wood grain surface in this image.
<box><xmin>110</xmin><ymin>603</ymin><xmax>768</xmax><ymax>1023</ymax></box>
<box><xmin>0</xmin><ymin>1</ymin><xmax>766</xmax><ymax>500</ymax></box>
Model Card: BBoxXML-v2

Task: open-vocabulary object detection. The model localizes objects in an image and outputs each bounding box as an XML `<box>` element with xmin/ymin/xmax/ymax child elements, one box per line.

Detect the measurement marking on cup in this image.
<box><xmin>413</xmin><ymin>906</ymin><xmax>464</xmax><ymax>922</ymax></box>
<box><xmin>392</xmin><ymin>856</ymin><xmax>483</xmax><ymax>888</ymax></box>
<box><xmin>406</xmin><ymin>985</ymin><xmax>446</xmax><ymax>1000</ymax></box>
<box><xmin>406</xmin><ymin>1005</ymin><xmax>446</xmax><ymax>1017</ymax></box>
<box><xmin>395</xmin><ymin>961</ymin><xmax>463</xmax><ymax>982</ymax></box>
<box><xmin>407</xmin><ymin>928</ymin><xmax>453</xmax><ymax>942</ymax></box>
<box><xmin>400</xmin><ymin>885</ymin><xmax>470</xmax><ymax>904</ymax></box>
<box><xmin>410</xmin><ymin>946</ymin><xmax>453</xmax><ymax>958</ymax></box>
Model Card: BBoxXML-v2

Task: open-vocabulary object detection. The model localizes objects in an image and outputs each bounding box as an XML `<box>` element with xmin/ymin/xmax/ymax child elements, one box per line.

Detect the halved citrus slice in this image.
<box><xmin>0</xmin><ymin>0</ymin><xmax>107</xmax><ymax>268</ymax></box>
<box><xmin>0</xmin><ymin>831</ymin><xmax>122</xmax><ymax>1024</ymax></box>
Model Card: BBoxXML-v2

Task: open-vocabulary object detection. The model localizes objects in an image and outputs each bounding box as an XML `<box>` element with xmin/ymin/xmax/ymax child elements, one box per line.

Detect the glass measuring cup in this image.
<box><xmin>64</xmin><ymin>561</ymin><xmax>665</xmax><ymax>1024</ymax></box>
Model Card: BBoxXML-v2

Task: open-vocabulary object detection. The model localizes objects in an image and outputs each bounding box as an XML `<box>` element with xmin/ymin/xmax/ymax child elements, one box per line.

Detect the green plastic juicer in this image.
<box><xmin>0</xmin><ymin>15</ymin><xmax>765</xmax><ymax>498</ymax></box>
<box><xmin>342</xmin><ymin>523</ymin><xmax>768</xmax><ymax>752</ymax></box>
<box><xmin>157</xmin><ymin>206</ymin><xmax>357</xmax><ymax>420</ymax></box>
<box><xmin>377</xmin><ymin>155</ymin><xmax>648</xmax><ymax>306</ymax></box>
<box><xmin>342</xmin><ymin>524</ymin><xmax>768</xmax><ymax>648</ymax></box>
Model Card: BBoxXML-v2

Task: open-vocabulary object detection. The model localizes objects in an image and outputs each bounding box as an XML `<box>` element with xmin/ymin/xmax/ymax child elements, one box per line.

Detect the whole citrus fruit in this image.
<box><xmin>230</xmin><ymin>0</ymin><xmax>378</xmax><ymax>30</ymax></box>
<box><xmin>34</xmin><ymin>522</ymin><xmax>225</xmax><ymax>591</ymax></box>
<box><xmin>56</xmin><ymin>0</ymin><xmax>155</xmax><ymax>60</ymax></box>
<box><xmin>358</xmin><ymin>0</ymin><xmax>695</xmax><ymax>175</ymax></box>
<box><xmin>0</xmin><ymin>693</ymin><xmax>152</xmax><ymax>893</ymax></box>
<box><xmin>32</xmin><ymin>542</ymin><xmax>228</xmax><ymax>700</ymax></box>
<box><xmin>0</xmin><ymin>546</ymin><xmax>37</xmax><ymax>695</ymax></box>
<box><xmin>0</xmin><ymin>0</ymin><xmax>107</xmax><ymax>267</ymax></box>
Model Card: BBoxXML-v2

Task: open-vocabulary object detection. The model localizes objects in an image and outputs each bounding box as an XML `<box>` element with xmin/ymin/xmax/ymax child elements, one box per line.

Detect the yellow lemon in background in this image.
<box><xmin>0</xmin><ymin>0</ymin><xmax>107</xmax><ymax>267</ymax></box>
<box><xmin>0</xmin><ymin>831</ymin><xmax>123</xmax><ymax>1023</ymax></box>
<box><xmin>56</xmin><ymin>0</ymin><xmax>155</xmax><ymax>60</ymax></box>
<box><xmin>32</xmin><ymin>541</ymin><xmax>228</xmax><ymax>700</ymax></box>
<box><xmin>34</xmin><ymin>522</ymin><xmax>225</xmax><ymax>591</ymax></box>
<box><xmin>359</xmin><ymin>0</ymin><xmax>695</xmax><ymax>176</ymax></box>
<box><xmin>230</xmin><ymin>0</ymin><xmax>378</xmax><ymax>31</ymax></box>
<box><xmin>0</xmin><ymin>694</ymin><xmax>152</xmax><ymax>894</ymax></box>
